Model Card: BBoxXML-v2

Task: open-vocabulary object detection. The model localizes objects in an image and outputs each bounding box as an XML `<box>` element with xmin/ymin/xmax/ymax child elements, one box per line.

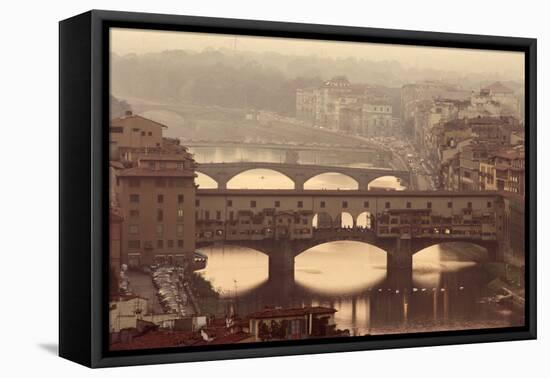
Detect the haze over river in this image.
<box><xmin>194</xmin><ymin>147</ymin><xmax>523</xmax><ymax>335</ymax></box>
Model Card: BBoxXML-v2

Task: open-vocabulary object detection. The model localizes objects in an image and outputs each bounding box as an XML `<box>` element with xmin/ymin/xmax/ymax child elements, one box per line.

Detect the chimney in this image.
<box><xmin>125</xmin><ymin>110</ymin><xmax>133</xmax><ymax>116</ymax></box>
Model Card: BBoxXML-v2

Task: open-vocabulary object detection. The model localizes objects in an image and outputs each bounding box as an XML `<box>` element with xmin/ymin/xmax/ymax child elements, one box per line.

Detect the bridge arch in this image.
<box><xmin>303</xmin><ymin>172</ymin><xmax>359</xmax><ymax>190</ymax></box>
<box><xmin>226</xmin><ymin>168</ymin><xmax>295</xmax><ymax>189</ymax></box>
<box><xmin>356</xmin><ymin>211</ymin><xmax>374</xmax><ymax>230</ymax></box>
<box><xmin>412</xmin><ymin>240</ymin><xmax>495</xmax><ymax>264</ymax></box>
<box><xmin>367</xmin><ymin>174</ymin><xmax>408</xmax><ymax>190</ymax></box>
<box><xmin>196</xmin><ymin>240</ymin><xmax>273</xmax><ymax>257</ymax></box>
<box><xmin>295</xmin><ymin>240</ymin><xmax>387</xmax><ymax>292</ymax></box>
<box><xmin>312</xmin><ymin>212</ymin><xmax>333</xmax><ymax>229</ymax></box>
<box><xmin>195</xmin><ymin>243</ymin><xmax>270</xmax><ymax>296</ymax></box>
<box><xmin>195</xmin><ymin>171</ymin><xmax>219</xmax><ymax>189</ymax></box>
<box><xmin>295</xmin><ymin>239</ymin><xmax>388</xmax><ymax>258</ymax></box>
<box><xmin>335</xmin><ymin>212</ymin><xmax>355</xmax><ymax>228</ymax></box>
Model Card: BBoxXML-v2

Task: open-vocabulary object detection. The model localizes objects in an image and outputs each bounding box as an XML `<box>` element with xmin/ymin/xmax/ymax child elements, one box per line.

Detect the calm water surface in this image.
<box><xmin>197</xmin><ymin>243</ymin><xmax>523</xmax><ymax>336</ymax></box>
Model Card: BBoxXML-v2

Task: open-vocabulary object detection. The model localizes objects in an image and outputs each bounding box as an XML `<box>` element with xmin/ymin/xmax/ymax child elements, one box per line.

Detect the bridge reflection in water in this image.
<box><xmin>197</xmin><ymin>243</ymin><xmax>524</xmax><ymax>336</ymax></box>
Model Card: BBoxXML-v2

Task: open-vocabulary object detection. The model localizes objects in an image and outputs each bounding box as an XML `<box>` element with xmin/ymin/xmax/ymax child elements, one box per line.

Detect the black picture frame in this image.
<box><xmin>59</xmin><ymin>9</ymin><xmax>537</xmax><ymax>368</ymax></box>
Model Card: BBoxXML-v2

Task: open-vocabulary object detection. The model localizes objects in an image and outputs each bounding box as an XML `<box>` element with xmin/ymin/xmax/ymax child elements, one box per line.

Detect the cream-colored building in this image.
<box><xmin>361</xmin><ymin>98</ymin><xmax>393</xmax><ymax>136</ymax></box>
<box><xmin>109</xmin><ymin>295</ymin><xmax>181</xmax><ymax>333</ymax></box>
<box><xmin>464</xmin><ymin>82</ymin><xmax>522</xmax><ymax>120</ymax></box>
<box><xmin>110</xmin><ymin>111</ymin><xmax>166</xmax><ymax>160</ymax></box>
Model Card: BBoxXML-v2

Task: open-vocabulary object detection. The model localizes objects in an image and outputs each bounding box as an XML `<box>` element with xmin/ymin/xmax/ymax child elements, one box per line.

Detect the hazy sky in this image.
<box><xmin>111</xmin><ymin>28</ymin><xmax>524</xmax><ymax>80</ymax></box>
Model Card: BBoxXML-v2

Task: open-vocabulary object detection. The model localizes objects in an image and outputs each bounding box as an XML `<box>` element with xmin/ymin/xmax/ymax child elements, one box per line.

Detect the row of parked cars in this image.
<box><xmin>151</xmin><ymin>265</ymin><xmax>187</xmax><ymax>315</ymax></box>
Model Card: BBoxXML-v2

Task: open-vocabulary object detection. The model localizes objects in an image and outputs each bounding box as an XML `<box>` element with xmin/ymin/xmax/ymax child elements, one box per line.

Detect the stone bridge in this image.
<box><xmin>195</xmin><ymin>189</ymin><xmax>507</xmax><ymax>287</ymax></box>
<box><xmin>196</xmin><ymin>228</ymin><xmax>499</xmax><ymax>287</ymax></box>
<box><xmin>195</xmin><ymin>162</ymin><xmax>410</xmax><ymax>190</ymax></box>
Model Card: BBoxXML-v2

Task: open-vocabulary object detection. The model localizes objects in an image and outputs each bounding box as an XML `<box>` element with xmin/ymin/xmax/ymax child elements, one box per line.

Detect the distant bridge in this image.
<box><xmin>186</xmin><ymin>141</ymin><xmax>384</xmax><ymax>154</ymax></box>
<box><xmin>195</xmin><ymin>162</ymin><xmax>410</xmax><ymax>190</ymax></box>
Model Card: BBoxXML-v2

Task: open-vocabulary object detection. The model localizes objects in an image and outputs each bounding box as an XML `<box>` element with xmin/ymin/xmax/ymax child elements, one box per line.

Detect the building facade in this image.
<box><xmin>110</xmin><ymin>111</ymin><xmax>166</xmax><ymax>160</ymax></box>
<box><xmin>296</xmin><ymin>76</ymin><xmax>393</xmax><ymax>136</ymax></box>
<box><xmin>117</xmin><ymin>155</ymin><xmax>197</xmax><ymax>267</ymax></box>
<box><xmin>109</xmin><ymin>113</ymin><xmax>199</xmax><ymax>268</ymax></box>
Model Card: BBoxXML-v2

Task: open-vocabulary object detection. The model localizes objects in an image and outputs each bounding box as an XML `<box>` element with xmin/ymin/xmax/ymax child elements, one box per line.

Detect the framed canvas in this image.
<box><xmin>59</xmin><ymin>10</ymin><xmax>536</xmax><ymax>368</ymax></box>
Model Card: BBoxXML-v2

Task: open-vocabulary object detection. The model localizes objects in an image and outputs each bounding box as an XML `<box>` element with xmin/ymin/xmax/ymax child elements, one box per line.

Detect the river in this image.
<box><xmin>193</xmin><ymin>146</ymin><xmax>523</xmax><ymax>336</ymax></box>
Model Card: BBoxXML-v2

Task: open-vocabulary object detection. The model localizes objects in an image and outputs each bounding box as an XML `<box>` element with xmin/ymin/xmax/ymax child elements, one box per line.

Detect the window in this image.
<box><xmin>130</xmin><ymin>194</ymin><xmax>140</xmax><ymax>203</ymax></box>
<box><xmin>175</xmin><ymin>178</ymin><xmax>186</xmax><ymax>187</ymax></box>
<box><xmin>177</xmin><ymin>162</ymin><xmax>184</xmax><ymax>170</ymax></box>
<box><xmin>468</xmin><ymin>202</ymin><xmax>473</xmax><ymax>209</ymax></box>
<box><xmin>110</xmin><ymin>126</ymin><xmax>123</xmax><ymax>133</ymax></box>
<box><xmin>487</xmin><ymin>201</ymin><xmax>492</xmax><ymax>208</ymax></box>
<box><xmin>216</xmin><ymin>211</ymin><xmax>221</xmax><ymax>220</ymax></box>
<box><xmin>157</xmin><ymin>209</ymin><xmax>163</xmax><ymax>222</ymax></box>
<box><xmin>156</xmin><ymin>224</ymin><xmax>163</xmax><ymax>237</ymax></box>
<box><xmin>128</xmin><ymin>178</ymin><xmax>140</xmax><ymax>188</ymax></box>
<box><xmin>406</xmin><ymin>202</ymin><xmax>411</xmax><ymax>209</ymax></box>
<box><xmin>157</xmin><ymin>240</ymin><xmax>164</xmax><ymax>249</ymax></box>
<box><xmin>177</xmin><ymin>224</ymin><xmax>184</xmax><ymax>237</ymax></box>
<box><xmin>129</xmin><ymin>210</ymin><xmax>139</xmax><ymax>218</ymax></box>
<box><xmin>155</xmin><ymin>178</ymin><xmax>166</xmax><ymax>188</ymax></box>
<box><xmin>178</xmin><ymin>194</ymin><xmax>184</xmax><ymax>204</ymax></box>
<box><xmin>251</xmin><ymin>200</ymin><xmax>257</xmax><ymax>208</ymax></box>
<box><xmin>157</xmin><ymin>194</ymin><xmax>164</xmax><ymax>204</ymax></box>
<box><xmin>447</xmin><ymin>202</ymin><xmax>453</xmax><ymax>208</ymax></box>
<box><xmin>302</xmin><ymin>219</ymin><xmax>308</xmax><ymax>225</ymax></box>
<box><xmin>141</xmin><ymin>131</ymin><xmax>146</xmax><ymax>137</ymax></box>
<box><xmin>297</xmin><ymin>201</ymin><xmax>303</xmax><ymax>208</ymax></box>
<box><xmin>229</xmin><ymin>211</ymin><xmax>234</xmax><ymax>221</ymax></box>
<box><xmin>274</xmin><ymin>201</ymin><xmax>280</xmax><ymax>208</ymax></box>
<box><xmin>227</xmin><ymin>199</ymin><xmax>233</xmax><ymax>207</ymax></box>
<box><xmin>148</xmin><ymin>131</ymin><xmax>152</xmax><ymax>136</ymax></box>
<box><xmin>205</xmin><ymin>211</ymin><xmax>210</xmax><ymax>220</ymax></box>
<box><xmin>342</xmin><ymin>201</ymin><xmax>348</xmax><ymax>208</ymax></box>
<box><xmin>427</xmin><ymin>201</ymin><xmax>432</xmax><ymax>209</ymax></box>
<box><xmin>320</xmin><ymin>201</ymin><xmax>326</xmax><ymax>208</ymax></box>
<box><xmin>385</xmin><ymin>202</ymin><xmax>390</xmax><ymax>209</ymax></box>
<box><xmin>177</xmin><ymin>240</ymin><xmax>184</xmax><ymax>248</ymax></box>
<box><xmin>195</xmin><ymin>199</ymin><xmax>200</xmax><ymax>207</ymax></box>
<box><xmin>167</xmin><ymin>240</ymin><xmax>174</xmax><ymax>248</ymax></box>
<box><xmin>364</xmin><ymin>201</ymin><xmax>369</xmax><ymax>208</ymax></box>
<box><xmin>148</xmin><ymin>161</ymin><xmax>156</xmax><ymax>169</ymax></box>
<box><xmin>128</xmin><ymin>225</ymin><xmax>139</xmax><ymax>234</ymax></box>
<box><xmin>177</xmin><ymin>209</ymin><xmax>184</xmax><ymax>221</ymax></box>
<box><xmin>128</xmin><ymin>240</ymin><xmax>140</xmax><ymax>249</ymax></box>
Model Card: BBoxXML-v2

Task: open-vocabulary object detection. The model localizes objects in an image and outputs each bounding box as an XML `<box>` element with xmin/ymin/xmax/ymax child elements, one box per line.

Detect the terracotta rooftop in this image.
<box><xmin>110</xmin><ymin>330</ymin><xmax>202</xmax><ymax>351</ymax></box>
<box><xmin>111</xmin><ymin>113</ymin><xmax>168</xmax><ymax>128</ymax></box>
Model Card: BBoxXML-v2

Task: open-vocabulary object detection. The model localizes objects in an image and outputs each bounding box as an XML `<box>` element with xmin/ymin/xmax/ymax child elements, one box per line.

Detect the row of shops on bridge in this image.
<box><xmin>194</xmin><ymin>204</ymin><xmax>501</xmax><ymax>244</ymax></box>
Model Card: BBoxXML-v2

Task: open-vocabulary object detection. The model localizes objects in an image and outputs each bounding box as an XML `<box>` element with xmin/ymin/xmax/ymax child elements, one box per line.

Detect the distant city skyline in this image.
<box><xmin>111</xmin><ymin>28</ymin><xmax>525</xmax><ymax>80</ymax></box>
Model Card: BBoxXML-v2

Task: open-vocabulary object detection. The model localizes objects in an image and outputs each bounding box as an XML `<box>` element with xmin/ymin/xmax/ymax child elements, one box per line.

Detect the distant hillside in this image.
<box><xmin>111</xmin><ymin>49</ymin><xmax>522</xmax><ymax>117</ymax></box>
<box><xmin>110</xmin><ymin>95</ymin><xmax>132</xmax><ymax>119</ymax></box>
